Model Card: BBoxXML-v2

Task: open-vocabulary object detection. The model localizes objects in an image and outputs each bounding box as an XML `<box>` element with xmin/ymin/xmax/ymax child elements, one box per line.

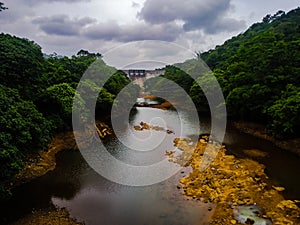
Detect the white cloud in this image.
<box><xmin>0</xmin><ymin>0</ymin><xmax>299</xmax><ymax>58</ymax></box>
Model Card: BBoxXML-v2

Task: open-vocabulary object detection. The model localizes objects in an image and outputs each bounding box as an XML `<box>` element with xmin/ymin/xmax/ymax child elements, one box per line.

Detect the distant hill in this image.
<box><xmin>0</xmin><ymin>33</ymin><xmax>139</xmax><ymax>198</ymax></box>
<box><xmin>146</xmin><ymin>7</ymin><xmax>300</xmax><ymax>138</ymax></box>
<box><xmin>201</xmin><ymin>7</ymin><xmax>300</xmax><ymax>70</ymax></box>
<box><xmin>198</xmin><ymin>7</ymin><xmax>300</xmax><ymax>137</ymax></box>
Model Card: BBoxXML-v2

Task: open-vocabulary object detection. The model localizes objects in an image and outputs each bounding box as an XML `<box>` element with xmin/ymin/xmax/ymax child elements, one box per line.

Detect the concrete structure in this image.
<box><xmin>128</xmin><ymin>69</ymin><xmax>146</xmax><ymax>77</ymax></box>
<box><xmin>123</xmin><ymin>69</ymin><xmax>165</xmax><ymax>79</ymax></box>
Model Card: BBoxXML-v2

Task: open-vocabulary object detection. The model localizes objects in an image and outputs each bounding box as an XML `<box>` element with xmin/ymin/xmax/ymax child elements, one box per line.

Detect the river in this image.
<box><xmin>1</xmin><ymin>107</ymin><xmax>300</xmax><ymax>225</ymax></box>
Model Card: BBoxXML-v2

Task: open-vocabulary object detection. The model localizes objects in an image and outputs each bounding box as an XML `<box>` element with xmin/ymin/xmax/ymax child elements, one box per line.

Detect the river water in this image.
<box><xmin>1</xmin><ymin>107</ymin><xmax>300</xmax><ymax>225</ymax></box>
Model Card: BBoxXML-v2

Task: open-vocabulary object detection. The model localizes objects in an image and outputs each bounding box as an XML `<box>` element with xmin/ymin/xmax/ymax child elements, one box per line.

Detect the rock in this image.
<box><xmin>140</xmin><ymin>121</ymin><xmax>150</xmax><ymax>130</ymax></box>
<box><xmin>166</xmin><ymin>129</ymin><xmax>174</xmax><ymax>134</ymax></box>
<box><xmin>152</xmin><ymin>126</ymin><xmax>164</xmax><ymax>131</ymax></box>
<box><xmin>165</xmin><ymin>137</ymin><xmax>299</xmax><ymax>225</ymax></box>
<box><xmin>230</xmin><ymin>219</ymin><xmax>237</xmax><ymax>224</ymax></box>
<box><xmin>272</xmin><ymin>186</ymin><xmax>285</xmax><ymax>192</ymax></box>
<box><xmin>37</xmin><ymin>162</ymin><xmax>49</xmax><ymax>167</ymax></box>
<box><xmin>245</xmin><ymin>218</ymin><xmax>255</xmax><ymax>224</ymax></box>
<box><xmin>165</xmin><ymin>151</ymin><xmax>175</xmax><ymax>157</ymax></box>
<box><xmin>200</xmin><ymin>139</ymin><xmax>207</xmax><ymax>144</ymax></box>
<box><xmin>134</xmin><ymin>125</ymin><xmax>143</xmax><ymax>131</ymax></box>
<box><xmin>243</xmin><ymin>149</ymin><xmax>268</xmax><ymax>158</ymax></box>
<box><xmin>276</xmin><ymin>200</ymin><xmax>299</xmax><ymax>210</ymax></box>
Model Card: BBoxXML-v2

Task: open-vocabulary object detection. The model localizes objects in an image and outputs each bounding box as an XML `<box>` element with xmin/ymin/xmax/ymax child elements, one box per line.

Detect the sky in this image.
<box><xmin>0</xmin><ymin>0</ymin><xmax>299</xmax><ymax>68</ymax></box>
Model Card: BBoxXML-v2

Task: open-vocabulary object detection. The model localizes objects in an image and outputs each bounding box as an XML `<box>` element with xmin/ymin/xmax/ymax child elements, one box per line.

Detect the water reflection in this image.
<box><xmin>51</xmin><ymin>107</ymin><xmax>211</xmax><ymax>225</ymax></box>
<box><xmin>1</xmin><ymin>108</ymin><xmax>300</xmax><ymax>225</ymax></box>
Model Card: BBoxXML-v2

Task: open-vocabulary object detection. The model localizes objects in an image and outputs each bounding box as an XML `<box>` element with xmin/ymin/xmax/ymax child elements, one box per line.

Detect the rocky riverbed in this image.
<box><xmin>11</xmin><ymin>208</ymin><xmax>83</xmax><ymax>225</ymax></box>
<box><xmin>168</xmin><ymin>136</ymin><xmax>300</xmax><ymax>224</ymax></box>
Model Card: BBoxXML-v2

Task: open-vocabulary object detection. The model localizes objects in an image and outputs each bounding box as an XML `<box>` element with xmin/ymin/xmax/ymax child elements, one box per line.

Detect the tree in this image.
<box><xmin>104</xmin><ymin>70</ymin><xmax>131</xmax><ymax>95</ymax></box>
<box><xmin>77</xmin><ymin>49</ymin><xmax>102</xmax><ymax>58</ymax></box>
<box><xmin>262</xmin><ymin>14</ymin><xmax>272</xmax><ymax>23</ymax></box>
<box><xmin>194</xmin><ymin>7</ymin><xmax>300</xmax><ymax>136</ymax></box>
<box><xmin>38</xmin><ymin>83</ymin><xmax>76</xmax><ymax>130</ymax></box>
<box><xmin>0</xmin><ymin>2</ymin><xmax>8</xmax><ymax>11</ymax></box>
<box><xmin>0</xmin><ymin>34</ymin><xmax>45</xmax><ymax>100</ymax></box>
<box><xmin>266</xmin><ymin>85</ymin><xmax>300</xmax><ymax>137</ymax></box>
<box><xmin>0</xmin><ymin>85</ymin><xmax>51</xmax><ymax>198</ymax></box>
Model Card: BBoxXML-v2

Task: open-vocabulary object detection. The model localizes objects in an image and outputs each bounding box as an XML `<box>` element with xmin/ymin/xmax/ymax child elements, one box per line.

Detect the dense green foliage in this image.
<box><xmin>146</xmin><ymin>8</ymin><xmax>300</xmax><ymax>138</ymax></box>
<box><xmin>0</xmin><ymin>34</ymin><xmax>44</xmax><ymax>100</ymax></box>
<box><xmin>0</xmin><ymin>85</ymin><xmax>51</xmax><ymax>197</ymax></box>
<box><xmin>0</xmin><ymin>2</ymin><xmax>7</xmax><ymax>11</ymax></box>
<box><xmin>199</xmin><ymin>8</ymin><xmax>300</xmax><ymax>137</ymax></box>
<box><xmin>0</xmin><ymin>33</ymin><xmax>135</xmax><ymax>198</ymax></box>
<box><xmin>1</xmin><ymin>7</ymin><xmax>299</xmax><ymax>199</ymax></box>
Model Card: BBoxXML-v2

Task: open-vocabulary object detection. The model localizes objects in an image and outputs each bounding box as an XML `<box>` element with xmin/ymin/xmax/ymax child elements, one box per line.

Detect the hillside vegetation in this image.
<box><xmin>0</xmin><ymin>33</ymin><xmax>138</xmax><ymax>198</ymax></box>
<box><xmin>200</xmin><ymin>7</ymin><xmax>300</xmax><ymax>137</ymax></box>
<box><xmin>147</xmin><ymin>7</ymin><xmax>300</xmax><ymax>138</ymax></box>
<box><xmin>1</xmin><ymin>7</ymin><xmax>300</xmax><ymax>199</ymax></box>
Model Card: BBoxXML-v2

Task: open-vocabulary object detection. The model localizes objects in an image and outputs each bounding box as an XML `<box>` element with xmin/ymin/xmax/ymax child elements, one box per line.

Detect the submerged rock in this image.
<box><xmin>243</xmin><ymin>149</ymin><xmax>268</xmax><ymax>158</ymax></box>
<box><xmin>233</xmin><ymin>205</ymin><xmax>271</xmax><ymax>225</ymax></box>
<box><xmin>167</xmin><ymin>138</ymin><xmax>300</xmax><ymax>225</ymax></box>
<box><xmin>133</xmin><ymin>121</ymin><xmax>174</xmax><ymax>134</ymax></box>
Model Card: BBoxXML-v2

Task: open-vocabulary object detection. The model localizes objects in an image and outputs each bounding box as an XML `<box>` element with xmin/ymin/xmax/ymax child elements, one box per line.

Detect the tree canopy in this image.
<box><xmin>0</xmin><ymin>2</ymin><xmax>7</xmax><ymax>11</ymax></box>
<box><xmin>146</xmin><ymin>8</ymin><xmax>300</xmax><ymax>138</ymax></box>
<box><xmin>199</xmin><ymin>8</ymin><xmax>300</xmax><ymax>137</ymax></box>
<box><xmin>0</xmin><ymin>33</ymin><xmax>136</xmax><ymax>198</ymax></box>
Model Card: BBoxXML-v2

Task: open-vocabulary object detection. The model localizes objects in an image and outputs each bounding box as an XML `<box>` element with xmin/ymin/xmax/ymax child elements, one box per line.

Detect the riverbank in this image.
<box><xmin>11</xmin><ymin>121</ymin><xmax>111</xmax><ymax>188</ymax></box>
<box><xmin>169</xmin><ymin>137</ymin><xmax>300</xmax><ymax>224</ymax></box>
<box><xmin>142</xmin><ymin>95</ymin><xmax>175</xmax><ymax>110</ymax></box>
<box><xmin>233</xmin><ymin>121</ymin><xmax>300</xmax><ymax>157</ymax></box>
<box><xmin>2</xmin><ymin>121</ymin><xmax>111</xmax><ymax>225</ymax></box>
<box><xmin>12</xmin><ymin>208</ymin><xmax>83</xmax><ymax>225</ymax></box>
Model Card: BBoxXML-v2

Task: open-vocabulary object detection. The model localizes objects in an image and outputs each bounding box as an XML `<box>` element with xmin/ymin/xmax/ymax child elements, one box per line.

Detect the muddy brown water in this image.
<box><xmin>1</xmin><ymin>107</ymin><xmax>300</xmax><ymax>225</ymax></box>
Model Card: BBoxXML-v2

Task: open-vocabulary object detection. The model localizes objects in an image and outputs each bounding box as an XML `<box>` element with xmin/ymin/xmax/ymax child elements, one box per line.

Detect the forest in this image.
<box><xmin>0</xmin><ymin>33</ymin><xmax>137</xmax><ymax>198</ymax></box>
<box><xmin>0</xmin><ymin>7</ymin><xmax>300</xmax><ymax>200</ymax></box>
<box><xmin>146</xmin><ymin>7</ymin><xmax>300</xmax><ymax>138</ymax></box>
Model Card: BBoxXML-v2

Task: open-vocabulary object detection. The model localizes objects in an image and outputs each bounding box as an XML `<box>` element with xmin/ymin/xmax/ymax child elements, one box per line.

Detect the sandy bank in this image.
<box><xmin>11</xmin><ymin>121</ymin><xmax>111</xmax><ymax>187</ymax></box>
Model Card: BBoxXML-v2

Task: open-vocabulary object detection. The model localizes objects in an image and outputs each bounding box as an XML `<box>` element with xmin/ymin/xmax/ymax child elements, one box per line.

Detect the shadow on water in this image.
<box><xmin>0</xmin><ymin>150</ymin><xmax>213</xmax><ymax>225</ymax></box>
<box><xmin>0</xmin><ymin>151</ymin><xmax>84</xmax><ymax>224</ymax></box>
<box><xmin>1</xmin><ymin>108</ymin><xmax>300</xmax><ymax>225</ymax></box>
<box><xmin>0</xmin><ymin>108</ymin><xmax>213</xmax><ymax>225</ymax></box>
<box><xmin>224</xmin><ymin>123</ymin><xmax>300</xmax><ymax>200</ymax></box>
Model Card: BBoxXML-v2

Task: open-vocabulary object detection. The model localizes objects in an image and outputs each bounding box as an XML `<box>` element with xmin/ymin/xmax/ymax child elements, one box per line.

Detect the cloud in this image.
<box><xmin>132</xmin><ymin>2</ymin><xmax>140</xmax><ymax>8</ymax></box>
<box><xmin>22</xmin><ymin>0</ymin><xmax>91</xmax><ymax>5</ymax></box>
<box><xmin>0</xmin><ymin>0</ymin><xmax>252</xmax><ymax>57</ymax></box>
<box><xmin>138</xmin><ymin>0</ymin><xmax>246</xmax><ymax>34</ymax></box>
<box><xmin>32</xmin><ymin>15</ymin><xmax>96</xmax><ymax>36</ymax></box>
<box><xmin>204</xmin><ymin>17</ymin><xmax>246</xmax><ymax>34</ymax></box>
<box><xmin>81</xmin><ymin>21</ymin><xmax>122</xmax><ymax>40</ymax></box>
<box><xmin>32</xmin><ymin>13</ymin><xmax>182</xmax><ymax>42</ymax></box>
<box><xmin>83</xmin><ymin>22</ymin><xmax>182</xmax><ymax>42</ymax></box>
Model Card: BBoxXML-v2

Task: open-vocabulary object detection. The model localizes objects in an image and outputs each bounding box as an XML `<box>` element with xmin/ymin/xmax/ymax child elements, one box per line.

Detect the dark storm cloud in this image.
<box><xmin>83</xmin><ymin>22</ymin><xmax>182</xmax><ymax>42</ymax></box>
<box><xmin>25</xmin><ymin>0</ymin><xmax>90</xmax><ymax>5</ymax></box>
<box><xmin>138</xmin><ymin>0</ymin><xmax>246</xmax><ymax>34</ymax></box>
<box><xmin>204</xmin><ymin>18</ymin><xmax>246</xmax><ymax>34</ymax></box>
<box><xmin>33</xmin><ymin>13</ymin><xmax>182</xmax><ymax>41</ymax></box>
<box><xmin>32</xmin><ymin>15</ymin><xmax>96</xmax><ymax>36</ymax></box>
<box><xmin>82</xmin><ymin>21</ymin><xmax>122</xmax><ymax>40</ymax></box>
